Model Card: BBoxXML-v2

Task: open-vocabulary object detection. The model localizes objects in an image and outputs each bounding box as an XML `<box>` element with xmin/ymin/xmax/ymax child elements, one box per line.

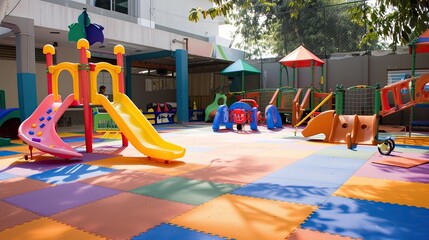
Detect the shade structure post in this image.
<box><xmin>311</xmin><ymin>60</ymin><xmax>314</xmax><ymax>87</ymax></box>
<box><xmin>241</xmin><ymin>72</ymin><xmax>245</xmax><ymax>92</ymax></box>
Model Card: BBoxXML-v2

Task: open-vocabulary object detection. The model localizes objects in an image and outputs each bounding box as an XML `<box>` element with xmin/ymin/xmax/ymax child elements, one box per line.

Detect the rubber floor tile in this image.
<box><xmin>132</xmin><ymin>223</ymin><xmax>227</xmax><ymax>240</ymax></box>
<box><xmin>0</xmin><ymin>217</ymin><xmax>105</xmax><ymax>240</ymax></box>
<box><xmin>288</xmin><ymin>228</ymin><xmax>361</xmax><ymax>240</ymax></box>
<box><xmin>57</xmin><ymin>133</ymin><xmax>83</xmax><ymax>138</ymax></box>
<box><xmin>314</xmin><ymin>146</ymin><xmax>376</xmax><ymax>159</ymax></box>
<box><xmin>0</xmin><ymin>156</ymin><xmax>23</xmax><ymax>168</ymax></box>
<box><xmin>179</xmin><ymin>152</ymin><xmax>227</xmax><ymax>165</ymax></box>
<box><xmin>4</xmin><ymin>182</ymin><xmax>120</xmax><ymax>216</ymax></box>
<box><xmin>0</xmin><ymin>145</ymin><xmax>32</xmax><ymax>153</ymax></box>
<box><xmin>393</xmin><ymin>145</ymin><xmax>429</xmax><ymax>154</ymax></box>
<box><xmin>206</xmin><ymin>143</ymin><xmax>269</xmax><ymax>156</ymax></box>
<box><xmin>302</xmin><ymin>196</ymin><xmax>429</xmax><ymax>240</ymax></box>
<box><xmin>232</xmin><ymin>176</ymin><xmax>338</xmax><ymax>205</ymax></box>
<box><xmin>80</xmin><ymin>170</ymin><xmax>171</xmax><ymax>191</ymax></box>
<box><xmin>130</xmin><ymin>177</ymin><xmax>240</xmax><ymax>205</ymax></box>
<box><xmin>142</xmin><ymin>163</ymin><xmax>207</xmax><ymax>176</ymax></box>
<box><xmin>253</xmin><ymin>148</ymin><xmax>320</xmax><ymax>159</ymax></box>
<box><xmin>371</xmin><ymin>156</ymin><xmax>429</xmax><ymax>168</ymax></box>
<box><xmin>0</xmin><ymin>171</ymin><xmax>17</xmax><ymax>181</ymax></box>
<box><xmin>62</xmin><ymin>136</ymin><xmax>104</xmax><ymax>143</ymax></box>
<box><xmin>207</xmin><ymin>155</ymin><xmax>298</xmax><ymax>170</ymax></box>
<box><xmin>268</xmin><ymin>164</ymin><xmax>356</xmax><ymax>185</ymax></box>
<box><xmin>0</xmin><ymin>177</ymin><xmax>52</xmax><ymax>199</ymax></box>
<box><xmin>354</xmin><ymin>155</ymin><xmax>429</xmax><ymax>183</ymax></box>
<box><xmin>170</xmin><ymin>194</ymin><xmax>316</xmax><ymax>240</ymax></box>
<box><xmin>0</xmin><ymin>150</ymin><xmax>20</xmax><ymax>157</ymax></box>
<box><xmin>179</xmin><ymin>165</ymin><xmax>277</xmax><ymax>185</ymax></box>
<box><xmin>334</xmin><ymin>176</ymin><xmax>429</xmax><ymax>208</ymax></box>
<box><xmin>0</xmin><ymin>201</ymin><xmax>40</xmax><ymax>231</ymax></box>
<box><xmin>51</xmin><ymin>192</ymin><xmax>194</xmax><ymax>240</ymax></box>
<box><xmin>88</xmin><ymin>156</ymin><xmax>200</xmax><ymax>176</ymax></box>
<box><xmin>3</xmin><ymin>158</ymin><xmax>85</xmax><ymax>177</ymax></box>
<box><xmin>295</xmin><ymin>155</ymin><xmax>367</xmax><ymax>170</ymax></box>
<box><xmin>27</xmin><ymin>163</ymin><xmax>115</xmax><ymax>185</ymax></box>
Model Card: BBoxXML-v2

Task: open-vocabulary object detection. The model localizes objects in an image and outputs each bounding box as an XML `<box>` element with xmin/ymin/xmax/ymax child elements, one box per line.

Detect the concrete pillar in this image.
<box><xmin>2</xmin><ymin>16</ymin><xmax>37</xmax><ymax>120</ymax></box>
<box><xmin>175</xmin><ymin>49</ymin><xmax>189</xmax><ymax>122</ymax></box>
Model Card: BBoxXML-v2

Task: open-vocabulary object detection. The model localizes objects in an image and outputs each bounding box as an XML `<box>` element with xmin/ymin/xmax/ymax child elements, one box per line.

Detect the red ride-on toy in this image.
<box><xmin>212</xmin><ymin>99</ymin><xmax>259</xmax><ymax>132</ymax></box>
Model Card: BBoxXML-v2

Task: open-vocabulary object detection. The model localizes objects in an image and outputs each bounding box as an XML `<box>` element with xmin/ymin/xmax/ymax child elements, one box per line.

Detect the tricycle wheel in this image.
<box><xmin>378</xmin><ymin>140</ymin><xmax>393</xmax><ymax>155</ymax></box>
<box><xmin>387</xmin><ymin>138</ymin><xmax>395</xmax><ymax>151</ymax></box>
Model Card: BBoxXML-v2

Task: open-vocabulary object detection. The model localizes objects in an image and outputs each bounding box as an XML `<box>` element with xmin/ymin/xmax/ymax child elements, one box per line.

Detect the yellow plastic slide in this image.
<box><xmin>96</xmin><ymin>93</ymin><xmax>185</xmax><ymax>160</ymax></box>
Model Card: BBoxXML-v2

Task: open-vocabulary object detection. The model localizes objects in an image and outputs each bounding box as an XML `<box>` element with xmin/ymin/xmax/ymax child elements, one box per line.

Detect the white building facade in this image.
<box><xmin>0</xmin><ymin>0</ymin><xmax>243</xmax><ymax>120</ymax></box>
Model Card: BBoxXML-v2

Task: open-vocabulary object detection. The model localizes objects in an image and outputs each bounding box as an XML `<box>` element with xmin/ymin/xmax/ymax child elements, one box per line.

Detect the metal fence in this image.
<box><xmin>288</xmin><ymin>1</ymin><xmax>369</xmax><ymax>57</ymax></box>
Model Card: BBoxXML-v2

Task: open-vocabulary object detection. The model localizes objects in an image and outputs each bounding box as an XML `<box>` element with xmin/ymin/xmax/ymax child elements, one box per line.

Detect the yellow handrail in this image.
<box><xmin>294</xmin><ymin>92</ymin><xmax>333</xmax><ymax>128</ymax></box>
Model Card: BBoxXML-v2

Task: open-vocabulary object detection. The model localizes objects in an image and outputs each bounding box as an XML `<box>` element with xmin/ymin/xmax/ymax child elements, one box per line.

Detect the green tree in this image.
<box><xmin>217</xmin><ymin>1</ymin><xmax>369</xmax><ymax>58</ymax></box>
<box><xmin>349</xmin><ymin>1</ymin><xmax>429</xmax><ymax>50</ymax></box>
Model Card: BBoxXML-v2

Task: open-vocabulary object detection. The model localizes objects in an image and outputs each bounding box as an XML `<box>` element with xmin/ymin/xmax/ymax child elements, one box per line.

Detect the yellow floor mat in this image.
<box><xmin>334</xmin><ymin>176</ymin><xmax>429</xmax><ymax>208</ymax></box>
<box><xmin>394</xmin><ymin>136</ymin><xmax>429</xmax><ymax>146</ymax></box>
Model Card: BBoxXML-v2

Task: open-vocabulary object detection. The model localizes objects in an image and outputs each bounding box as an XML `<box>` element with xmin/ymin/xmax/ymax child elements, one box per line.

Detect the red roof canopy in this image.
<box><xmin>279</xmin><ymin>45</ymin><xmax>324</xmax><ymax>68</ymax></box>
<box><xmin>409</xmin><ymin>29</ymin><xmax>429</xmax><ymax>54</ymax></box>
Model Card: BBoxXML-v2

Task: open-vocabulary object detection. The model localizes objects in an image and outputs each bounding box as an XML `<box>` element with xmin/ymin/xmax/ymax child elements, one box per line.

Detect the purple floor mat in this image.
<box><xmin>354</xmin><ymin>159</ymin><xmax>429</xmax><ymax>183</ymax></box>
<box><xmin>3</xmin><ymin>159</ymin><xmax>83</xmax><ymax>177</ymax></box>
<box><xmin>4</xmin><ymin>182</ymin><xmax>120</xmax><ymax>216</ymax></box>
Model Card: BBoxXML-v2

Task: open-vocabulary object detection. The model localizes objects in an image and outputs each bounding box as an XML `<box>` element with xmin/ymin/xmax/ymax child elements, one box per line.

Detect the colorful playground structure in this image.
<box><xmin>18</xmin><ymin>39</ymin><xmax>185</xmax><ymax>160</ymax></box>
<box><xmin>0</xmin><ymin>90</ymin><xmax>20</xmax><ymax>146</ymax></box>
<box><xmin>204</xmin><ymin>93</ymin><xmax>227</xmax><ymax>122</ymax></box>
<box><xmin>301</xmin><ymin>74</ymin><xmax>429</xmax><ymax>153</ymax></box>
<box><xmin>211</xmin><ymin>96</ymin><xmax>282</xmax><ymax>132</ymax></box>
<box><xmin>212</xmin><ymin>99</ymin><xmax>259</xmax><ymax>132</ymax></box>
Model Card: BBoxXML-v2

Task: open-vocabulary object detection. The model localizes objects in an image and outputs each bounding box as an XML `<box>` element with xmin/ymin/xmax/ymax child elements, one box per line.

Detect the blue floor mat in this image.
<box><xmin>314</xmin><ymin>145</ymin><xmax>376</xmax><ymax>159</ymax></box>
<box><xmin>295</xmin><ymin>155</ymin><xmax>367</xmax><ymax>170</ymax></box>
<box><xmin>27</xmin><ymin>164</ymin><xmax>115</xmax><ymax>185</ymax></box>
<box><xmin>132</xmin><ymin>223</ymin><xmax>227</xmax><ymax>240</ymax></box>
<box><xmin>267</xmin><ymin>164</ymin><xmax>356</xmax><ymax>185</ymax></box>
<box><xmin>0</xmin><ymin>172</ymin><xmax>17</xmax><ymax>181</ymax></box>
<box><xmin>231</xmin><ymin>177</ymin><xmax>339</xmax><ymax>205</ymax></box>
<box><xmin>0</xmin><ymin>150</ymin><xmax>20</xmax><ymax>157</ymax></box>
<box><xmin>301</xmin><ymin>196</ymin><xmax>429</xmax><ymax>240</ymax></box>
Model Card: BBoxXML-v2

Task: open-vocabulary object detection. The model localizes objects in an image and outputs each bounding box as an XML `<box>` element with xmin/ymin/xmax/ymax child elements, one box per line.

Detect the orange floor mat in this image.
<box><xmin>372</xmin><ymin>156</ymin><xmax>429</xmax><ymax>168</ymax></box>
<box><xmin>80</xmin><ymin>169</ymin><xmax>171</xmax><ymax>191</ymax></box>
<box><xmin>395</xmin><ymin>136</ymin><xmax>429</xmax><ymax>146</ymax></box>
<box><xmin>0</xmin><ymin>177</ymin><xmax>52</xmax><ymax>199</ymax></box>
<box><xmin>88</xmin><ymin>156</ymin><xmax>205</xmax><ymax>176</ymax></box>
<box><xmin>334</xmin><ymin>176</ymin><xmax>429</xmax><ymax>208</ymax></box>
<box><xmin>0</xmin><ymin>202</ymin><xmax>40</xmax><ymax>231</ymax></box>
<box><xmin>169</xmin><ymin>194</ymin><xmax>316</xmax><ymax>240</ymax></box>
<box><xmin>0</xmin><ymin>218</ymin><xmax>105</xmax><ymax>240</ymax></box>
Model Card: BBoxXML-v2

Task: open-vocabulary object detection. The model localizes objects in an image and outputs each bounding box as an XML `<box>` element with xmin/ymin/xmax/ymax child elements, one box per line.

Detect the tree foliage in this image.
<box><xmin>349</xmin><ymin>1</ymin><xmax>429</xmax><ymax>49</ymax></box>
<box><xmin>232</xmin><ymin>0</ymin><xmax>369</xmax><ymax>57</ymax></box>
<box><xmin>190</xmin><ymin>1</ymin><xmax>372</xmax><ymax>58</ymax></box>
<box><xmin>190</xmin><ymin>1</ymin><xmax>429</xmax><ymax>56</ymax></box>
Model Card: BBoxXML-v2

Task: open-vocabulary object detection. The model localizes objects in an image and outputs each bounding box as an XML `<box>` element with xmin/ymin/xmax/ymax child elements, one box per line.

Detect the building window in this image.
<box><xmin>94</xmin><ymin>0</ymin><xmax>128</xmax><ymax>14</ymax></box>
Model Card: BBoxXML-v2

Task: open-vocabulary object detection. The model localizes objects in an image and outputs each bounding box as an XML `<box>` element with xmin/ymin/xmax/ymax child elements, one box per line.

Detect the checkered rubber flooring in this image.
<box><xmin>1</xmin><ymin>123</ymin><xmax>429</xmax><ymax>240</ymax></box>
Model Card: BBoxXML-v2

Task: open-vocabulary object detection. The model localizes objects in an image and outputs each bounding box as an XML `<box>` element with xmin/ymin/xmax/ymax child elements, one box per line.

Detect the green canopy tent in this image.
<box><xmin>220</xmin><ymin>59</ymin><xmax>261</xmax><ymax>92</ymax></box>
